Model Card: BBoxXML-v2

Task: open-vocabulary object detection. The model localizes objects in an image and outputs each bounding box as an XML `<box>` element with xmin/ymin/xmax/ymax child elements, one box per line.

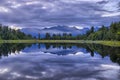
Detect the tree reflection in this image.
<box><xmin>0</xmin><ymin>43</ymin><xmax>120</xmax><ymax>65</ymax></box>
<box><xmin>43</xmin><ymin>43</ymin><xmax>120</xmax><ymax>65</ymax></box>
<box><xmin>45</xmin><ymin>43</ymin><xmax>73</xmax><ymax>50</ymax></box>
<box><xmin>0</xmin><ymin>43</ymin><xmax>32</xmax><ymax>59</ymax></box>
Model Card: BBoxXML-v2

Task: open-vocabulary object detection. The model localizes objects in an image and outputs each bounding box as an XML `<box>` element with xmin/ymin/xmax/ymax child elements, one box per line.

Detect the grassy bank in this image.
<box><xmin>0</xmin><ymin>40</ymin><xmax>120</xmax><ymax>47</ymax></box>
<box><xmin>93</xmin><ymin>41</ymin><xmax>120</xmax><ymax>47</ymax></box>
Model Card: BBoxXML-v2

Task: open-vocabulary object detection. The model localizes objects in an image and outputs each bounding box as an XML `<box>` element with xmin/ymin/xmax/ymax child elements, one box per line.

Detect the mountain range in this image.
<box><xmin>20</xmin><ymin>25</ymin><xmax>89</xmax><ymax>38</ymax></box>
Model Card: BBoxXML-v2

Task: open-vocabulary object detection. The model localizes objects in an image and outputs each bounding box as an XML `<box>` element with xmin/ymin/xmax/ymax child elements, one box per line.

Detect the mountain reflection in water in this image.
<box><xmin>0</xmin><ymin>43</ymin><xmax>119</xmax><ymax>80</ymax></box>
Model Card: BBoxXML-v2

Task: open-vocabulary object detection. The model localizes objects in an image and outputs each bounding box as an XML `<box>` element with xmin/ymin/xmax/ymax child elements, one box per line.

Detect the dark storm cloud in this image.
<box><xmin>0</xmin><ymin>0</ymin><xmax>120</xmax><ymax>28</ymax></box>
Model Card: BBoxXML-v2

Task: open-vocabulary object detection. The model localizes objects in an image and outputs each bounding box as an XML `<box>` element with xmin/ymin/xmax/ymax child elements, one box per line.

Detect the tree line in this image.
<box><xmin>0</xmin><ymin>43</ymin><xmax>32</xmax><ymax>58</ymax></box>
<box><xmin>39</xmin><ymin>33</ymin><xmax>74</xmax><ymax>40</ymax></box>
<box><xmin>0</xmin><ymin>24</ymin><xmax>33</xmax><ymax>40</ymax></box>
<box><xmin>0</xmin><ymin>43</ymin><xmax>119</xmax><ymax>64</ymax></box>
<box><xmin>0</xmin><ymin>21</ymin><xmax>120</xmax><ymax>40</ymax></box>
<box><xmin>38</xmin><ymin>21</ymin><xmax>120</xmax><ymax>41</ymax></box>
<box><xmin>84</xmin><ymin>21</ymin><xmax>120</xmax><ymax>40</ymax></box>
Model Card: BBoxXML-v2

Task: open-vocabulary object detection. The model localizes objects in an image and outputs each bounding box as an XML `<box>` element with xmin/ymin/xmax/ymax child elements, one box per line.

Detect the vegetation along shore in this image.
<box><xmin>0</xmin><ymin>21</ymin><xmax>120</xmax><ymax>47</ymax></box>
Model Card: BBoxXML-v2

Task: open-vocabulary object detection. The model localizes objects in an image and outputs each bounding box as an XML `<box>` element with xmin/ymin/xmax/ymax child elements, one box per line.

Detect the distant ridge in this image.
<box><xmin>21</xmin><ymin>25</ymin><xmax>89</xmax><ymax>37</ymax></box>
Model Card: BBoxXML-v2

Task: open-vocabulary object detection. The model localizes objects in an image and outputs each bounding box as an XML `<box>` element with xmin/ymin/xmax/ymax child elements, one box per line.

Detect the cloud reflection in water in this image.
<box><xmin>0</xmin><ymin>50</ymin><xmax>119</xmax><ymax>80</ymax></box>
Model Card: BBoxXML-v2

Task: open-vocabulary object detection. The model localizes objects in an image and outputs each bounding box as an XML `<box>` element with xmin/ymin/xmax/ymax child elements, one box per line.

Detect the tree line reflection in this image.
<box><xmin>0</xmin><ymin>43</ymin><xmax>120</xmax><ymax>65</ymax></box>
<box><xmin>0</xmin><ymin>43</ymin><xmax>32</xmax><ymax>58</ymax></box>
<box><xmin>39</xmin><ymin>43</ymin><xmax>120</xmax><ymax>65</ymax></box>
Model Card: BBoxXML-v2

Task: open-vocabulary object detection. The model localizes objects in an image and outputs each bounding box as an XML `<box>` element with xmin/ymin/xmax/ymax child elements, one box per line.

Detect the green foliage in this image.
<box><xmin>45</xmin><ymin>33</ymin><xmax>51</xmax><ymax>39</ymax></box>
<box><xmin>81</xmin><ymin>21</ymin><xmax>120</xmax><ymax>41</ymax></box>
<box><xmin>43</xmin><ymin>33</ymin><xmax>74</xmax><ymax>40</ymax></box>
<box><xmin>0</xmin><ymin>24</ymin><xmax>33</xmax><ymax>40</ymax></box>
<box><xmin>0</xmin><ymin>43</ymin><xmax>32</xmax><ymax>58</ymax></box>
<box><xmin>39</xmin><ymin>21</ymin><xmax>120</xmax><ymax>41</ymax></box>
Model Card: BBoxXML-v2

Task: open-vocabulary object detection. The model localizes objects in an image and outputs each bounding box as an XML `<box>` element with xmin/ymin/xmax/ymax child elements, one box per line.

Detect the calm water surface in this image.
<box><xmin>0</xmin><ymin>43</ymin><xmax>119</xmax><ymax>80</ymax></box>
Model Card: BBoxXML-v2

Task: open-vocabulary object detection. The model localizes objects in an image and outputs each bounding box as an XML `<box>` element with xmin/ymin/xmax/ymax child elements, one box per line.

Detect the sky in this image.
<box><xmin>0</xmin><ymin>0</ymin><xmax>120</xmax><ymax>29</ymax></box>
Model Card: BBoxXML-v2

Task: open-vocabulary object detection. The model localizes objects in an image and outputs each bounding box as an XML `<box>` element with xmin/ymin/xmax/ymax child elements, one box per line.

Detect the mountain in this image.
<box><xmin>20</xmin><ymin>25</ymin><xmax>89</xmax><ymax>38</ymax></box>
<box><xmin>22</xmin><ymin>44</ymin><xmax>88</xmax><ymax>56</ymax></box>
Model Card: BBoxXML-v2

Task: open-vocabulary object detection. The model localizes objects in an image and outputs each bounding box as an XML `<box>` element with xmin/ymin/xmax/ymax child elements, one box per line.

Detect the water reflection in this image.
<box><xmin>0</xmin><ymin>43</ymin><xmax>32</xmax><ymax>58</ymax></box>
<box><xmin>0</xmin><ymin>43</ymin><xmax>118</xmax><ymax>64</ymax></box>
<box><xmin>0</xmin><ymin>43</ymin><xmax>119</xmax><ymax>80</ymax></box>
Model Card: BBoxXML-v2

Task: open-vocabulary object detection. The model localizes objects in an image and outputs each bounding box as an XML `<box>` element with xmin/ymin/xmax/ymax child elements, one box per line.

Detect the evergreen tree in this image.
<box><xmin>45</xmin><ymin>33</ymin><xmax>51</xmax><ymax>40</ymax></box>
<box><xmin>0</xmin><ymin>24</ymin><xmax>33</xmax><ymax>40</ymax></box>
<box><xmin>38</xmin><ymin>33</ymin><xmax>41</xmax><ymax>40</ymax></box>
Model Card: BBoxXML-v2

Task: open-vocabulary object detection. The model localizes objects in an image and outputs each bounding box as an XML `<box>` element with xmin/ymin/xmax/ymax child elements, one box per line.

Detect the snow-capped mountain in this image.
<box><xmin>21</xmin><ymin>25</ymin><xmax>89</xmax><ymax>37</ymax></box>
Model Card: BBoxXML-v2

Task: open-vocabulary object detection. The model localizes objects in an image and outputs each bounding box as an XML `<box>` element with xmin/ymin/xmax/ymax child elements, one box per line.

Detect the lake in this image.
<box><xmin>0</xmin><ymin>43</ymin><xmax>119</xmax><ymax>80</ymax></box>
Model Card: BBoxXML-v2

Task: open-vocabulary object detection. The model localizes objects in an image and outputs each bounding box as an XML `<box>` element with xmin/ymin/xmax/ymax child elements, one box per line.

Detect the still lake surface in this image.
<box><xmin>0</xmin><ymin>43</ymin><xmax>119</xmax><ymax>80</ymax></box>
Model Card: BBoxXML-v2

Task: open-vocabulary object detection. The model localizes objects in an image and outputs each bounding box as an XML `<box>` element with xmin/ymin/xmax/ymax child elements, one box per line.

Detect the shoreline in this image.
<box><xmin>0</xmin><ymin>40</ymin><xmax>120</xmax><ymax>47</ymax></box>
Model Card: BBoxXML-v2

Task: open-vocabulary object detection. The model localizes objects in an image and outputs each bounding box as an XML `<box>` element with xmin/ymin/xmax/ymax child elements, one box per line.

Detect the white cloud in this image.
<box><xmin>7</xmin><ymin>1</ymin><xmax>22</xmax><ymax>8</ymax></box>
<box><xmin>75</xmin><ymin>26</ymin><xmax>84</xmax><ymax>29</ymax></box>
<box><xmin>0</xmin><ymin>0</ymin><xmax>120</xmax><ymax>28</ymax></box>
<box><xmin>0</xmin><ymin>6</ymin><xmax>10</xmax><ymax>13</ymax></box>
<box><xmin>25</xmin><ymin>1</ymin><xmax>40</xmax><ymax>5</ymax></box>
<box><xmin>0</xmin><ymin>68</ymin><xmax>10</xmax><ymax>74</ymax></box>
<box><xmin>69</xmin><ymin>25</ymin><xmax>84</xmax><ymax>29</ymax></box>
<box><xmin>101</xmin><ymin>12</ymin><xmax>120</xmax><ymax>17</ymax></box>
<box><xmin>101</xmin><ymin>64</ymin><xmax>120</xmax><ymax>69</ymax></box>
<box><xmin>102</xmin><ymin>1</ymin><xmax>119</xmax><ymax>12</ymax></box>
<box><xmin>96</xmin><ymin>64</ymin><xmax>120</xmax><ymax>80</ymax></box>
<box><xmin>60</xmin><ymin>0</ymin><xmax>104</xmax><ymax>3</ymax></box>
<box><xmin>11</xmin><ymin>72</ymin><xmax>21</xmax><ymax>77</ymax></box>
<box><xmin>9</xmin><ymin>25</ymin><xmax>22</xmax><ymax>30</ymax></box>
<box><xmin>25</xmin><ymin>75</ymin><xmax>39</xmax><ymax>79</ymax></box>
<box><xmin>11</xmin><ymin>4</ymin><xmax>22</xmax><ymax>8</ymax></box>
<box><xmin>9</xmin><ymin>1</ymin><xmax>40</xmax><ymax>8</ymax></box>
<box><xmin>75</xmin><ymin>52</ymin><xmax>84</xmax><ymax>55</ymax></box>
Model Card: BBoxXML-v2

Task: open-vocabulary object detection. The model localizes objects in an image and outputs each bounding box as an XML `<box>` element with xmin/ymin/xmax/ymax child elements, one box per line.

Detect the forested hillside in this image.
<box><xmin>0</xmin><ymin>21</ymin><xmax>120</xmax><ymax>41</ymax></box>
<box><xmin>0</xmin><ymin>24</ymin><xmax>33</xmax><ymax>40</ymax></box>
<box><xmin>84</xmin><ymin>21</ymin><xmax>120</xmax><ymax>40</ymax></box>
<box><xmin>38</xmin><ymin>21</ymin><xmax>120</xmax><ymax>41</ymax></box>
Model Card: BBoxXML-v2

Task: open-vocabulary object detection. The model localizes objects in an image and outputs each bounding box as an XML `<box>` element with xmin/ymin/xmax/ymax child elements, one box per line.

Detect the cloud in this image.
<box><xmin>101</xmin><ymin>12</ymin><xmax>120</xmax><ymax>17</ymax></box>
<box><xmin>101</xmin><ymin>0</ymin><xmax>119</xmax><ymax>12</ymax></box>
<box><xmin>0</xmin><ymin>6</ymin><xmax>10</xmax><ymax>13</ymax></box>
<box><xmin>60</xmin><ymin>0</ymin><xmax>104</xmax><ymax>3</ymax></box>
<box><xmin>0</xmin><ymin>0</ymin><xmax>119</xmax><ymax>28</ymax></box>
<box><xmin>0</xmin><ymin>68</ymin><xmax>10</xmax><ymax>74</ymax></box>
<box><xmin>0</xmin><ymin>50</ymin><xmax>119</xmax><ymax>80</ymax></box>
